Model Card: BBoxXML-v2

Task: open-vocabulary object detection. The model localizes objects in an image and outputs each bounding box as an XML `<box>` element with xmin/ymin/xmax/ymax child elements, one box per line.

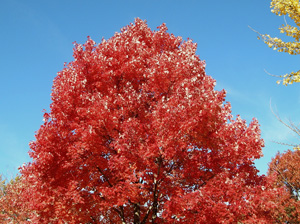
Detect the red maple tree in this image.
<box><xmin>21</xmin><ymin>19</ymin><xmax>276</xmax><ymax>223</ymax></box>
<box><xmin>0</xmin><ymin>176</ymin><xmax>33</xmax><ymax>223</ymax></box>
<box><xmin>267</xmin><ymin>150</ymin><xmax>300</xmax><ymax>222</ymax></box>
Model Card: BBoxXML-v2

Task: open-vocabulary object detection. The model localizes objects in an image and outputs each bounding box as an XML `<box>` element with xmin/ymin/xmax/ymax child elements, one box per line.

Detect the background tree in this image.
<box><xmin>255</xmin><ymin>1</ymin><xmax>300</xmax><ymax>221</ymax></box>
<box><xmin>257</xmin><ymin>0</ymin><xmax>300</xmax><ymax>85</ymax></box>
<box><xmin>268</xmin><ymin>150</ymin><xmax>300</xmax><ymax>223</ymax></box>
<box><xmin>0</xmin><ymin>175</ymin><xmax>33</xmax><ymax>223</ymax></box>
<box><xmin>21</xmin><ymin>18</ymin><xmax>276</xmax><ymax>223</ymax></box>
<box><xmin>269</xmin><ymin>150</ymin><xmax>300</xmax><ymax>200</ymax></box>
<box><xmin>262</xmin><ymin>105</ymin><xmax>300</xmax><ymax>222</ymax></box>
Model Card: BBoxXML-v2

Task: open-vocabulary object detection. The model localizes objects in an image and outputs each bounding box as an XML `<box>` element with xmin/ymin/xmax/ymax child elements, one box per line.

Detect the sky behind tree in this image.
<box><xmin>1</xmin><ymin>0</ymin><xmax>300</xmax><ymax>178</ymax></box>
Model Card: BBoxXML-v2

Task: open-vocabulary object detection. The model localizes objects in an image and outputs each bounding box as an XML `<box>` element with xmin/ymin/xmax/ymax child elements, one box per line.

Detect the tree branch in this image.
<box><xmin>151</xmin><ymin>156</ymin><xmax>162</xmax><ymax>223</ymax></box>
<box><xmin>133</xmin><ymin>202</ymin><xmax>141</xmax><ymax>224</ymax></box>
<box><xmin>96</xmin><ymin>167</ymin><xmax>127</xmax><ymax>223</ymax></box>
<box><xmin>272</xmin><ymin>160</ymin><xmax>298</xmax><ymax>199</ymax></box>
<box><xmin>96</xmin><ymin>166</ymin><xmax>113</xmax><ymax>187</ymax></box>
<box><xmin>270</xmin><ymin>100</ymin><xmax>300</xmax><ymax>149</ymax></box>
<box><xmin>141</xmin><ymin>156</ymin><xmax>163</xmax><ymax>224</ymax></box>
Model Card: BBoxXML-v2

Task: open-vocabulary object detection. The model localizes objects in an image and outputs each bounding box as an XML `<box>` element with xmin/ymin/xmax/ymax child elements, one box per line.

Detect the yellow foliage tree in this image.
<box><xmin>259</xmin><ymin>0</ymin><xmax>300</xmax><ymax>85</ymax></box>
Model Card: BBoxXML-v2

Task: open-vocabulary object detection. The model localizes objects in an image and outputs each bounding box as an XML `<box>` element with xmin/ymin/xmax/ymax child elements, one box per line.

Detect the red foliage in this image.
<box><xmin>267</xmin><ymin>150</ymin><xmax>300</xmax><ymax>222</ymax></box>
<box><xmin>21</xmin><ymin>19</ymin><xmax>276</xmax><ymax>223</ymax></box>
<box><xmin>0</xmin><ymin>176</ymin><xmax>33</xmax><ymax>223</ymax></box>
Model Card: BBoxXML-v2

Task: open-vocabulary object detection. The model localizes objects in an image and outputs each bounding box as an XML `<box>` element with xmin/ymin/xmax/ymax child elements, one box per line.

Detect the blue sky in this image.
<box><xmin>1</xmin><ymin>0</ymin><xmax>300</xmax><ymax>179</ymax></box>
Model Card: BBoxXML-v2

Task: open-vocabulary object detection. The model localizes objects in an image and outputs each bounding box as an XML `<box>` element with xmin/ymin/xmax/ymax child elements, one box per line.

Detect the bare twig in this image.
<box><xmin>264</xmin><ymin>69</ymin><xmax>281</xmax><ymax>78</ymax></box>
<box><xmin>270</xmin><ymin>100</ymin><xmax>300</xmax><ymax>149</ymax></box>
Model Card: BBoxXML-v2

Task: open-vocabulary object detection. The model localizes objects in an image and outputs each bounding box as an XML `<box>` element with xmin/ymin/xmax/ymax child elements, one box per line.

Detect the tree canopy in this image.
<box><xmin>0</xmin><ymin>175</ymin><xmax>32</xmax><ymax>223</ymax></box>
<box><xmin>258</xmin><ymin>0</ymin><xmax>300</xmax><ymax>85</ymax></box>
<box><xmin>7</xmin><ymin>18</ymin><xmax>283</xmax><ymax>223</ymax></box>
<box><xmin>268</xmin><ymin>150</ymin><xmax>300</xmax><ymax>222</ymax></box>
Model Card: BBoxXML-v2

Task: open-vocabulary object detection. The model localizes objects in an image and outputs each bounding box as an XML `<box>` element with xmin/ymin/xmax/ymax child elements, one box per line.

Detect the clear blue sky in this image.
<box><xmin>1</xmin><ymin>0</ymin><xmax>300</xmax><ymax>179</ymax></box>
